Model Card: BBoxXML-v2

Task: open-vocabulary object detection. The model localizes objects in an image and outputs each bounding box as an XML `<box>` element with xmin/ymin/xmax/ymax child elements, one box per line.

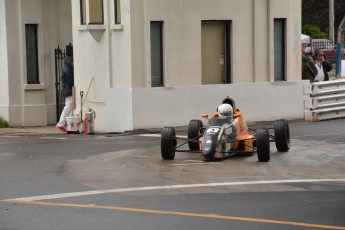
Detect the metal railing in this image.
<box><xmin>306</xmin><ymin>79</ymin><xmax>345</xmax><ymax>121</ymax></box>
<box><xmin>54</xmin><ymin>43</ymin><xmax>73</xmax><ymax>122</ymax></box>
<box><xmin>302</xmin><ymin>39</ymin><xmax>341</xmax><ymax>64</ymax></box>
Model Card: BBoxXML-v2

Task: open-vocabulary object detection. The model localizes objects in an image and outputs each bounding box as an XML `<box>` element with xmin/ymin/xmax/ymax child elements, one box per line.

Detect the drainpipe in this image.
<box><xmin>336</xmin><ymin>16</ymin><xmax>345</xmax><ymax>78</ymax></box>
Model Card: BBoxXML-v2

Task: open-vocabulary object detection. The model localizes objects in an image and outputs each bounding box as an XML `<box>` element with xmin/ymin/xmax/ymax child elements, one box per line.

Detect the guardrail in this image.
<box><xmin>305</xmin><ymin>79</ymin><xmax>345</xmax><ymax>121</ymax></box>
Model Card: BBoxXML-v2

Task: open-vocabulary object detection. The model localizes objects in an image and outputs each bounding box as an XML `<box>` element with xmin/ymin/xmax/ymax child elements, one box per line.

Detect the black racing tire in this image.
<box><xmin>161</xmin><ymin>127</ymin><xmax>176</xmax><ymax>160</ymax></box>
<box><xmin>274</xmin><ymin>119</ymin><xmax>290</xmax><ymax>152</ymax></box>
<box><xmin>188</xmin><ymin>119</ymin><xmax>203</xmax><ymax>150</ymax></box>
<box><xmin>256</xmin><ymin>128</ymin><xmax>270</xmax><ymax>162</ymax></box>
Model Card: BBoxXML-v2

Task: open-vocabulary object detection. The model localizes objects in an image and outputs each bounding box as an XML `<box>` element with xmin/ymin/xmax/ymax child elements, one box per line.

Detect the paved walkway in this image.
<box><xmin>0</xmin><ymin>126</ymin><xmax>62</xmax><ymax>136</ymax></box>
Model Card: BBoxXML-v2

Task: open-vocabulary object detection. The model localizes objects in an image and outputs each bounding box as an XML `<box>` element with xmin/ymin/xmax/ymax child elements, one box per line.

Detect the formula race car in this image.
<box><xmin>161</xmin><ymin>97</ymin><xmax>290</xmax><ymax>162</ymax></box>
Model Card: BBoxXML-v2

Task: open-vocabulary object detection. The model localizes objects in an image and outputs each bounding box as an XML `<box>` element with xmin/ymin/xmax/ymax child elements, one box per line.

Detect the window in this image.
<box><xmin>25</xmin><ymin>24</ymin><xmax>39</xmax><ymax>84</ymax></box>
<box><xmin>80</xmin><ymin>0</ymin><xmax>104</xmax><ymax>25</ymax></box>
<box><xmin>81</xmin><ymin>0</ymin><xmax>86</xmax><ymax>25</ymax></box>
<box><xmin>274</xmin><ymin>19</ymin><xmax>286</xmax><ymax>81</ymax></box>
<box><xmin>150</xmin><ymin>22</ymin><xmax>164</xmax><ymax>87</ymax></box>
<box><xmin>114</xmin><ymin>0</ymin><xmax>121</xmax><ymax>24</ymax></box>
<box><xmin>89</xmin><ymin>0</ymin><xmax>103</xmax><ymax>24</ymax></box>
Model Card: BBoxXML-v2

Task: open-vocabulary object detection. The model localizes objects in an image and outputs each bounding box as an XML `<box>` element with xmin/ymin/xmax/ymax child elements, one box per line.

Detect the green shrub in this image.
<box><xmin>302</xmin><ymin>24</ymin><xmax>326</xmax><ymax>39</ymax></box>
<box><xmin>0</xmin><ymin>117</ymin><xmax>9</xmax><ymax>128</ymax></box>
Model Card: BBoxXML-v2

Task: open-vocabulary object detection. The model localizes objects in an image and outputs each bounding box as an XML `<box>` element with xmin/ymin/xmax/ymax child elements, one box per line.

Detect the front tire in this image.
<box><xmin>256</xmin><ymin>128</ymin><xmax>270</xmax><ymax>162</ymax></box>
<box><xmin>161</xmin><ymin>127</ymin><xmax>176</xmax><ymax>160</ymax></box>
<box><xmin>274</xmin><ymin>119</ymin><xmax>290</xmax><ymax>152</ymax></box>
<box><xmin>188</xmin><ymin>119</ymin><xmax>203</xmax><ymax>150</ymax></box>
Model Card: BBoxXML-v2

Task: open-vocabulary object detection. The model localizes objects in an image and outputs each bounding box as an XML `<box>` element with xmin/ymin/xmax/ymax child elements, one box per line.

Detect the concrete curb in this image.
<box><xmin>0</xmin><ymin>120</ymin><xmax>308</xmax><ymax>137</ymax></box>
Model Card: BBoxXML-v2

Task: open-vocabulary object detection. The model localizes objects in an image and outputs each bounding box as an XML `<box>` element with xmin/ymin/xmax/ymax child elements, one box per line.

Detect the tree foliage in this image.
<box><xmin>302</xmin><ymin>24</ymin><xmax>326</xmax><ymax>38</ymax></box>
<box><xmin>302</xmin><ymin>0</ymin><xmax>345</xmax><ymax>40</ymax></box>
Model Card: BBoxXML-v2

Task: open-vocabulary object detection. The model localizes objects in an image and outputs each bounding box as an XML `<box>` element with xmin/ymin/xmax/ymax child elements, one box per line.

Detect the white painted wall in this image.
<box><xmin>105</xmin><ymin>81</ymin><xmax>308</xmax><ymax>133</ymax></box>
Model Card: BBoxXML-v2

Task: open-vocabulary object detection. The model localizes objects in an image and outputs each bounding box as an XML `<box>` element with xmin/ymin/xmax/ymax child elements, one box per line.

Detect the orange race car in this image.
<box><xmin>161</xmin><ymin>97</ymin><xmax>290</xmax><ymax>162</ymax></box>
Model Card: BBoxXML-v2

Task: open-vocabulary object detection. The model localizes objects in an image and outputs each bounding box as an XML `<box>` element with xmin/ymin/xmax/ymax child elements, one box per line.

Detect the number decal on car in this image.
<box><xmin>207</xmin><ymin>128</ymin><xmax>219</xmax><ymax>133</ymax></box>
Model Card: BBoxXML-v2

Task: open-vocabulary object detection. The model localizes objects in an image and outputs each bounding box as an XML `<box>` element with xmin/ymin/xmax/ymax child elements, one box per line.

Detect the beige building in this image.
<box><xmin>0</xmin><ymin>0</ymin><xmax>305</xmax><ymax>133</ymax></box>
<box><xmin>0</xmin><ymin>0</ymin><xmax>72</xmax><ymax>126</ymax></box>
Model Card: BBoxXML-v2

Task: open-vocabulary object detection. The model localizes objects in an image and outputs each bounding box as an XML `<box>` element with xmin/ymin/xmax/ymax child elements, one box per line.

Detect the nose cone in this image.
<box><xmin>202</xmin><ymin>134</ymin><xmax>218</xmax><ymax>159</ymax></box>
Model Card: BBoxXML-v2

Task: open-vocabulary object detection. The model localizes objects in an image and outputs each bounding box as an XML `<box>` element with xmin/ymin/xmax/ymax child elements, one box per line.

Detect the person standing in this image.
<box><xmin>312</xmin><ymin>49</ymin><xmax>332</xmax><ymax>82</ymax></box>
<box><xmin>56</xmin><ymin>55</ymin><xmax>74</xmax><ymax>132</ymax></box>
<box><xmin>302</xmin><ymin>47</ymin><xmax>318</xmax><ymax>82</ymax></box>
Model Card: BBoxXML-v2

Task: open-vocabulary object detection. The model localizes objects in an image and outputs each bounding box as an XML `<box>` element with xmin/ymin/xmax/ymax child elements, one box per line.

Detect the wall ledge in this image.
<box><xmin>111</xmin><ymin>24</ymin><xmax>123</xmax><ymax>31</ymax></box>
<box><xmin>78</xmin><ymin>25</ymin><xmax>107</xmax><ymax>31</ymax></box>
<box><xmin>24</xmin><ymin>83</ymin><xmax>45</xmax><ymax>91</ymax></box>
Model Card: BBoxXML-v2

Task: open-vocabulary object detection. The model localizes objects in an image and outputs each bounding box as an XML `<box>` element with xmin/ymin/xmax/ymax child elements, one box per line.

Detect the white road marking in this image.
<box><xmin>170</xmin><ymin>163</ymin><xmax>220</xmax><ymax>166</ymax></box>
<box><xmin>6</xmin><ymin>179</ymin><xmax>345</xmax><ymax>202</ymax></box>
<box><xmin>40</xmin><ymin>137</ymin><xmax>68</xmax><ymax>140</ymax></box>
<box><xmin>137</xmin><ymin>134</ymin><xmax>187</xmax><ymax>138</ymax></box>
<box><xmin>137</xmin><ymin>134</ymin><xmax>160</xmax><ymax>137</ymax></box>
<box><xmin>0</xmin><ymin>153</ymin><xmax>15</xmax><ymax>159</ymax></box>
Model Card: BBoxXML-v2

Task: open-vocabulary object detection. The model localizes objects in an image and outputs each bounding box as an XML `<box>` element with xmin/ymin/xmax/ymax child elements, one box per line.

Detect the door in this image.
<box><xmin>202</xmin><ymin>21</ymin><xmax>230</xmax><ymax>84</ymax></box>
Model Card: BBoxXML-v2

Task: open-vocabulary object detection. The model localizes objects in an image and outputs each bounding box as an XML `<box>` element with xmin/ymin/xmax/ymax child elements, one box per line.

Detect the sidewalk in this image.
<box><xmin>0</xmin><ymin>126</ymin><xmax>62</xmax><ymax>136</ymax></box>
<box><xmin>0</xmin><ymin>119</ymin><xmax>308</xmax><ymax>137</ymax></box>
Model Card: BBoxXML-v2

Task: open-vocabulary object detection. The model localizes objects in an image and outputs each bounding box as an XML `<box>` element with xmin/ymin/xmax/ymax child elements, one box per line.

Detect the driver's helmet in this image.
<box><xmin>218</xmin><ymin>103</ymin><xmax>233</xmax><ymax>117</ymax></box>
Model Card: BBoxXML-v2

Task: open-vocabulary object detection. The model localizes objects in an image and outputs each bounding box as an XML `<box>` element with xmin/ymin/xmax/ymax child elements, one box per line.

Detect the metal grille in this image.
<box><xmin>54</xmin><ymin>43</ymin><xmax>73</xmax><ymax>123</ymax></box>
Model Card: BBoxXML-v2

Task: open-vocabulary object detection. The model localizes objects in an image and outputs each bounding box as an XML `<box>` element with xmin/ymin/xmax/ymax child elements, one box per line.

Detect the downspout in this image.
<box><xmin>107</xmin><ymin>0</ymin><xmax>113</xmax><ymax>88</ymax></box>
<box><xmin>336</xmin><ymin>15</ymin><xmax>345</xmax><ymax>78</ymax></box>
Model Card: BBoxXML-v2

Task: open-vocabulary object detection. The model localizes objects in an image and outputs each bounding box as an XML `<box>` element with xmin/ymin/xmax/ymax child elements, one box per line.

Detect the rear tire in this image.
<box><xmin>274</xmin><ymin>119</ymin><xmax>290</xmax><ymax>152</ymax></box>
<box><xmin>161</xmin><ymin>127</ymin><xmax>176</xmax><ymax>160</ymax></box>
<box><xmin>188</xmin><ymin>119</ymin><xmax>203</xmax><ymax>150</ymax></box>
<box><xmin>256</xmin><ymin>128</ymin><xmax>270</xmax><ymax>162</ymax></box>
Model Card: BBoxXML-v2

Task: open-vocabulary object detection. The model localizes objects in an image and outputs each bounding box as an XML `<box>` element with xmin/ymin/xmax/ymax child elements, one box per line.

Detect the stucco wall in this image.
<box><xmin>0</xmin><ymin>0</ymin><xmax>10</xmax><ymax>117</ymax></box>
<box><xmin>1</xmin><ymin>0</ymin><xmax>302</xmax><ymax>129</ymax></box>
<box><xmin>130</xmin><ymin>0</ymin><xmax>302</xmax><ymax>86</ymax></box>
<box><xmin>43</xmin><ymin>0</ymin><xmax>73</xmax><ymax>125</ymax></box>
<box><xmin>71</xmin><ymin>0</ymin><xmax>302</xmax><ymax>132</ymax></box>
<box><xmin>105</xmin><ymin>81</ymin><xmax>308</xmax><ymax>133</ymax></box>
<box><xmin>2</xmin><ymin>0</ymin><xmax>24</xmax><ymax>125</ymax></box>
<box><xmin>138</xmin><ymin>0</ymin><xmax>257</xmax><ymax>85</ymax></box>
<box><xmin>268</xmin><ymin>0</ymin><xmax>301</xmax><ymax>82</ymax></box>
<box><xmin>0</xmin><ymin>0</ymin><xmax>72</xmax><ymax>126</ymax></box>
<box><xmin>71</xmin><ymin>0</ymin><xmax>301</xmax><ymax>89</ymax></box>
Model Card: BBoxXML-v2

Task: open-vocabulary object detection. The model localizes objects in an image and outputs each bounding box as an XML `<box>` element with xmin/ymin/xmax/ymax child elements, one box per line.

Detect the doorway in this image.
<box><xmin>201</xmin><ymin>21</ymin><xmax>231</xmax><ymax>84</ymax></box>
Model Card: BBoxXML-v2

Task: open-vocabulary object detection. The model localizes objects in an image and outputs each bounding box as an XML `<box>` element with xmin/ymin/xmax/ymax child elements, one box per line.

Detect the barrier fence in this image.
<box><xmin>305</xmin><ymin>79</ymin><xmax>345</xmax><ymax>121</ymax></box>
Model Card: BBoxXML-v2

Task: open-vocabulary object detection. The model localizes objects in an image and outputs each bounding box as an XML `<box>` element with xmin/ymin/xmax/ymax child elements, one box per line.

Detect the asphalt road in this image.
<box><xmin>0</xmin><ymin>119</ymin><xmax>344</xmax><ymax>230</ymax></box>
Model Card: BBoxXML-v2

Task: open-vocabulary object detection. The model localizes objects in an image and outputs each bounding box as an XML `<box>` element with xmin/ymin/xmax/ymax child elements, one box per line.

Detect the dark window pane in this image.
<box><xmin>274</xmin><ymin>19</ymin><xmax>286</xmax><ymax>81</ymax></box>
<box><xmin>115</xmin><ymin>0</ymin><xmax>121</xmax><ymax>24</ymax></box>
<box><xmin>150</xmin><ymin>22</ymin><xmax>164</xmax><ymax>87</ymax></box>
<box><xmin>80</xmin><ymin>0</ymin><xmax>86</xmax><ymax>25</ymax></box>
<box><xmin>25</xmin><ymin>24</ymin><xmax>39</xmax><ymax>84</ymax></box>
